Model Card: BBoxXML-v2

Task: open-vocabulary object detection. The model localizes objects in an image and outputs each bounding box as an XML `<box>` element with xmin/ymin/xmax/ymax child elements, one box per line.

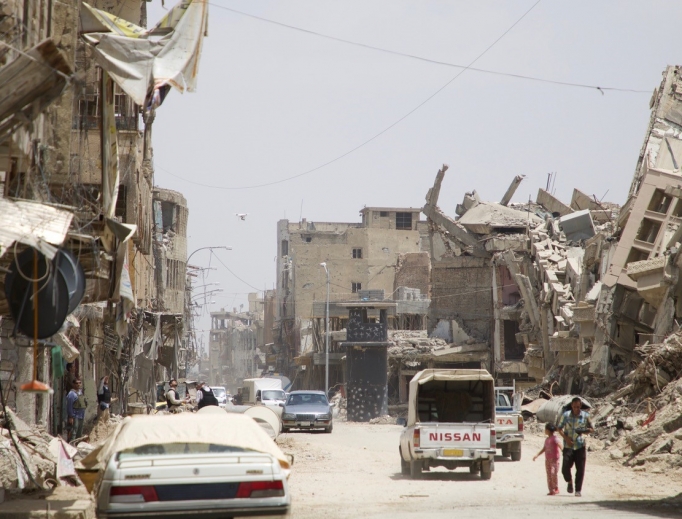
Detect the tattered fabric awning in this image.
<box><xmin>0</xmin><ymin>198</ymin><xmax>74</xmax><ymax>260</ymax></box>
<box><xmin>80</xmin><ymin>0</ymin><xmax>208</xmax><ymax>107</ymax></box>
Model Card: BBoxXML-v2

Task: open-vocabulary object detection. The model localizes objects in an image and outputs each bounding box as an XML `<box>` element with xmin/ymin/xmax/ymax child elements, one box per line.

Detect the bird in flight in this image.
<box><xmin>236</xmin><ymin>213</ymin><xmax>248</xmax><ymax>221</ymax></box>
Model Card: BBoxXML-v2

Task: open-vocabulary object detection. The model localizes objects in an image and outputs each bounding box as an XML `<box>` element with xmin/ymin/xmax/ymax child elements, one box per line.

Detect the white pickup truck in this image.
<box><xmin>399</xmin><ymin>369</ymin><xmax>497</xmax><ymax>480</ymax></box>
<box><xmin>495</xmin><ymin>385</ymin><xmax>524</xmax><ymax>461</ymax></box>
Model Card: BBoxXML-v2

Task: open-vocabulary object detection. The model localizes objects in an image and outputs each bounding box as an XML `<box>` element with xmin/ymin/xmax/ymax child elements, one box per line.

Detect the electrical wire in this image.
<box><xmin>209</xmin><ymin>250</ymin><xmax>263</xmax><ymax>291</ymax></box>
<box><xmin>156</xmin><ymin>1</ymin><xmax>544</xmax><ymax>190</ymax></box>
<box><xmin>209</xmin><ymin>1</ymin><xmax>649</xmax><ymax>95</ymax></box>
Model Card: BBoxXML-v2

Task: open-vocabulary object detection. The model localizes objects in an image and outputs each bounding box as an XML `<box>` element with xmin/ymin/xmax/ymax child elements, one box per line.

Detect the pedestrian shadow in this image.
<box><xmin>563</xmin><ymin>494</ymin><xmax>682</xmax><ymax>518</ymax></box>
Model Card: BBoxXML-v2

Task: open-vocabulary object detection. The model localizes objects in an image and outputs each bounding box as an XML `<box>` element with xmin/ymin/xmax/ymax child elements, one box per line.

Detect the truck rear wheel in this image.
<box><xmin>400</xmin><ymin>449</ymin><xmax>410</xmax><ymax>476</ymax></box>
<box><xmin>480</xmin><ymin>461</ymin><xmax>492</xmax><ymax>480</ymax></box>
<box><xmin>410</xmin><ymin>460</ymin><xmax>422</xmax><ymax>479</ymax></box>
<box><xmin>511</xmin><ymin>449</ymin><xmax>522</xmax><ymax>462</ymax></box>
<box><xmin>469</xmin><ymin>463</ymin><xmax>480</xmax><ymax>474</ymax></box>
<box><xmin>501</xmin><ymin>445</ymin><xmax>510</xmax><ymax>457</ymax></box>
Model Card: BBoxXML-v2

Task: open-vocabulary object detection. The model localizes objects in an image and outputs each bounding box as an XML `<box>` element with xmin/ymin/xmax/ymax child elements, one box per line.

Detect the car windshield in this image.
<box><xmin>212</xmin><ymin>387</ymin><xmax>226</xmax><ymax>398</ymax></box>
<box><xmin>262</xmin><ymin>390</ymin><xmax>286</xmax><ymax>401</ymax></box>
<box><xmin>117</xmin><ymin>443</ymin><xmax>247</xmax><ymax>460</ymax></box>
<box><xmin>287</xmin><ymin>393</ymin><xmax>328</xmax><ymax>406</ymax></box>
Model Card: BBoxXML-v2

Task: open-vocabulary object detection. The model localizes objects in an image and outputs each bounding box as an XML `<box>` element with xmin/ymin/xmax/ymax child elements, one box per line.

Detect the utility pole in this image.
<box><xmin>320</xmin><ymin>262</ymin><xmax>330</xmax><ymax>397</ymax></box>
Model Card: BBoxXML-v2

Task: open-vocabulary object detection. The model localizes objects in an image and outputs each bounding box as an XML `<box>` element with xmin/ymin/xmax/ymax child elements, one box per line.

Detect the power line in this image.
<box><xmin>156</xmin><ymin>1</ymin><xmax>544</xmax><ymax>191</ymax></box>
<box><xmin>209</xmin><ymin>1</ymin><xmax>648</xmax><ymax>95</ymax></box>
<box><xmin>209</xmin><ymin>250</ymin><xmax>263</xmax><ymax>291</ymax></box>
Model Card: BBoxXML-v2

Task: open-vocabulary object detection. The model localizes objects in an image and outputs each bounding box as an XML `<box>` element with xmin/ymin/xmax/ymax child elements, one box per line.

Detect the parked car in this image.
<box><xmin>93</xmin><ymin>410</ymin><xmax>291</xmax><ymax>518</ymax></box>
<box><xmin>280</xmin><ymin>390</ymin><xmax>333</xmax><ymax>433</ymax></box>
<box><xmin>212</xmin><ymin>386</ymin><xmax>228</xmax><ymax>409</ymax></box>
<box><xmin>495</xmin><ymin>385</ymin><xmax>524</xmax><ymax>461</ymax></box>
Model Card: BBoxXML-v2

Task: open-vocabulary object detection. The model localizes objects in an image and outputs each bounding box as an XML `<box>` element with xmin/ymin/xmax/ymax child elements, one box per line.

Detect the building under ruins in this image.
<box><xmin>0</xmin><ymin>0</ymin><xmax>207</xmax><ymax>434</ymax></box>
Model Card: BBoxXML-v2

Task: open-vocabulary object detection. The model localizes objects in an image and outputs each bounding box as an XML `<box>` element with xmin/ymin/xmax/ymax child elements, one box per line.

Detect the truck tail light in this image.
<box><xmin>237</xmin><ymin>480</ymin><xmax>285</xmax><ymax>498</ymax></box>
<box><xmin>413</xmin><ymin>428</ymin><xmax>420</xmax><ymax>448</ymax></box>
<box><xmin>518</xmin><ymin>419</ymin><xmax>524</xmax><ymax>432</ymax></box>
<box><xmin>490</xmin><ymin>429</ymin><xmax>496</xmax><ymax>449</ymax></box>
<box><xmin>110</xmin><ymin>485</ymin><xmax>158</xmax><ymax>503</ymax></box>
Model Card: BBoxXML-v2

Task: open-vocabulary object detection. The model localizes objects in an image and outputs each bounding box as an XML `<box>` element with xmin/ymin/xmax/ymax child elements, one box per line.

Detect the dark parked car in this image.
<box><xmin>280</xmin><ymin>390</ymin><xmax>333</xmax><ymax>433</ymax></box>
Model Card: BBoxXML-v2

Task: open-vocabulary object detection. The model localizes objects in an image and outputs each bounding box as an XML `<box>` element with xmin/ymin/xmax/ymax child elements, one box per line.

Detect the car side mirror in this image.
<box><xmin>278</xmin><ymin>402</ymin><xmax>284</xmax><ymax>407</ymax></box>
<box><xmin>396</xmin><ymin>418</ymin><xmax>407</xmax><ymax>427</ymax></box>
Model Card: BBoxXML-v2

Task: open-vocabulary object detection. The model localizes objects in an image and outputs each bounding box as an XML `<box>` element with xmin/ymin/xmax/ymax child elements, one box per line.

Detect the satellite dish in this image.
<box><xmin>4</xmin><ymin>247</ymin><xmax>85</xmax><ymax>339</ymax></box>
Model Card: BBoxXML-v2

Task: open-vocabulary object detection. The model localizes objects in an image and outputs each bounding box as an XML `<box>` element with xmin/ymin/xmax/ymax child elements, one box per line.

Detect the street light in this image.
<box><xmin>187</xmin><ymin>246</ymin><xmax>232</xmax><ymax>265</ymax></box>
<box><xmin>320</xmin><ymin>262</ymin><xmax>330</xmax><ymax>397</ymax></box>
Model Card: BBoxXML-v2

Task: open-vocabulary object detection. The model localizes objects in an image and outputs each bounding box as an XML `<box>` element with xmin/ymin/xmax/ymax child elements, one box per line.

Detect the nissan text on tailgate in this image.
<box><xmin>399</xmin><ymin>369</ymin><xmax>496</xmax><ymax>480</ymax></box>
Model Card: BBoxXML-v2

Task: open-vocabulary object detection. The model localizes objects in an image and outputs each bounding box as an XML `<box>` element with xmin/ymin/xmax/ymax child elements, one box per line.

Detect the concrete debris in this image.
<box><xmin>368</xmin><ymin>415</ymin><xmax>396</xmax><ymax>425</ymax></box>
<box><xmin>0</xmin><ymin>410</ymin><xmax>76</xmax><ymax>491</ymax></box>
<box><xmin>330</xmin><ymin>392</ymin><xmax>347</xmax><ymax>422</ymax></box>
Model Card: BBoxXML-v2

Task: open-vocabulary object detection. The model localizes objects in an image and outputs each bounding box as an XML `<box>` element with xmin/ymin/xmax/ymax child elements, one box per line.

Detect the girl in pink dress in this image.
<box><xmin>533</xmin><ymin>423</ymin><xmax>562</xmax><ymax>495</ymax></box>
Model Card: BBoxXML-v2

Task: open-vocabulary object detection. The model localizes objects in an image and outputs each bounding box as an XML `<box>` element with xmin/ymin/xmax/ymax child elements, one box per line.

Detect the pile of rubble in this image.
<box><xmin>330</xmin><ymin>392</ymin><xmax>347</xmax><ymax>422</ymax></box>
<box><xmin>388</xmin><ymin>330</ymin><xmax>449</xmax><ymax>360</ymax></box>
<box><xmin>0</xmin><ymin>410</ymin><xmax>79</xmax><ymax>491</ymax></box>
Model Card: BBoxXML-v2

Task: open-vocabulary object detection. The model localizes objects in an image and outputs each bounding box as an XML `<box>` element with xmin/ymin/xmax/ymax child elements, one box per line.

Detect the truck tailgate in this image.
<box><xmin>420</xmin><ymin>424</ymin><xmax>491</xmax><ymax>449</ymax></box>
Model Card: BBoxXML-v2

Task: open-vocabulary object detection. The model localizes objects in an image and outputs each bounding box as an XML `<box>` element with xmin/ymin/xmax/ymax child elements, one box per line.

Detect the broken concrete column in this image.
<box><xmin>500</xmin><ymin>175</ymin><xmax>525</xmax><ymax>206</ymax></box>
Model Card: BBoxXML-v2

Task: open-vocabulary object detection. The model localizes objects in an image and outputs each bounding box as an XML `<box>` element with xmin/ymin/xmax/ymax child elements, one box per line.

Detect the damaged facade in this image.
<box><xmin>0</xmin><ymin>0</ymin><xmax>207</xmax><ymax>451</ymax></box>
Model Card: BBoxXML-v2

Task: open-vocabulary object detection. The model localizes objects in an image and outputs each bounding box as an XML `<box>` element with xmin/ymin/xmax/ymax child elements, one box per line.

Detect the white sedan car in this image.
<box><xmin>92</xmin><ymin>409</ymin><xmax>290</xmax><ymax>518</ymax></box>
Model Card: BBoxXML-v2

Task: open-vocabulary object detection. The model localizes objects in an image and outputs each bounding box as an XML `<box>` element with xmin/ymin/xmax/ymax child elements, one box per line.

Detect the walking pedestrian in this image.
<box><xmin>533</xmin><ymin>423</ymin><xmax>562</xmax><ymax>495</ymax></box>
<box><xmin>66</xmin><ymin>378</ymin><xmax>87</xmax><ymax>442</ymax></box>
<box><xmin>557</xmin><ymin>396</ymin><xmax>594</xmax><ymax>497</ymax></box>
<box><xmin>196</xmin><ymin>381</ymin><xmax>219</xmax><ymax>409</ymax></box>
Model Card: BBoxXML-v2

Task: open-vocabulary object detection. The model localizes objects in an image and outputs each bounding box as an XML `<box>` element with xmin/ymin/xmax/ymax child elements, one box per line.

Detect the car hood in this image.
<box><xmin>284</xmin><ymin>404</ymin><xmax>330</xmax><ymax>414</ymax></box>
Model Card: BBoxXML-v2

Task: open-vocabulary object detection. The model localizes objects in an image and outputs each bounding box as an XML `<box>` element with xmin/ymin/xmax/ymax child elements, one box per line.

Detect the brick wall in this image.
<box><xmin>394</xmin><ymin>252</ymin><xmax>431</xmax><ymax>296</ymax></box>
<box><xmin>429</xmin><ymin>256</ymin><xmax>492</xmax><ymax>340</ymax></box>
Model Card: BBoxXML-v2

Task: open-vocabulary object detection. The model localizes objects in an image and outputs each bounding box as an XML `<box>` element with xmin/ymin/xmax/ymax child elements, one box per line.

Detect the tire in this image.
<box><xmin>400</xmin><ymin>450</ymin><xmax>410</xmax><ymax>476</ymax></box>
<box><xmin>501</xmin><ymin>445</ymin><xmax>510</xmax><ymax>458</ymax></box>
<box><xmin>511</xmin><ymin>450</ymin><xmax>521</xmax><ymax>462</ymax></box>
<box><xmin>324</xmin><ymin>424</ymin><xmax>333</xmax><ymax>434</ymax></box>
<box><xmin>410</xmin><ymin>460</ymin><xmax>422</xmax><ymax>479</ymax></box>
<box><xmin>281</xmin><ymin>427</ymin><xmax>290</xmax><ymax>433</ymax></box>
<box><xmin>480</xmin><ymin>461</ymin><xmax>492</xmax><ymax>480</ymax></box>
<box><xmin>469</xmin><ymin>463</ymin><xmax>480</xmax><ymax>474</ymax></box>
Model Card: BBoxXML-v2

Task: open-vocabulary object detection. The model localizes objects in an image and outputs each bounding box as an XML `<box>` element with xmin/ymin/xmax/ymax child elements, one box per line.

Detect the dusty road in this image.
<box><xmin>277</xmin><ymin>422</ymin><xmax>682</xmax><ymax>518</ymax></box>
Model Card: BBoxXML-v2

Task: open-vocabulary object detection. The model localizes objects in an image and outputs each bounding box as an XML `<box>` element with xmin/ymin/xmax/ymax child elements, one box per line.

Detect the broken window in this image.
<box><xmin>115</xmin><ymin>185</ymin><xmax>127</xmax><ymax>220</ymax></box>
<box><xmin>352</xmin><ymin>248</ymin><xmax>362</xmax><ymax>259</ymax></box>
<box><xmin>352</xmin><ymin>282</ymin><xmax>362</xmax><ymax>293</ymax></box>
<box><xmin>503</xmin><ymin>321</ymin><xmax>524</xmax><ymax>360</ymax></box>
<box><xmin>647</xmin><ymin>189</ymin><xmax>673</xmax><ymax>214</ymax></box>
<box><xmin>281</xmin><ymin>240</ymin><xmax>289</xmax><ymax>256</ymax></box>
<box><xmin>626</xmin><ymin>247</ymin><xmax>649</xmax><ymax>264</ymax></box>
<box><xmin>673</xmin><ymin>200</ymin><xmax>682</xmax><ymax>218</ymax></box>
<box><xmin>161</xmin><ymin>201</ymin><xmax>176</xmax><ymax>232</ymax></box>
<box><xmin>74</xmin><ymin>94</ymin><xmax>100</xmax><ymax>130</ymax></box>
<box><xmin>380</xmin><ymin>211</ymin><xmax>388</xmax><ymax>217</ymax></box>
<box><xmin>636</xmin><ymin>218</ymin><xmax>662</xmax><ymax>244</ymax></box>
<box><xmin>395</xmin><ymin>212</ymin><xmax>412</xmax><ymax>230</ymax></box>
<box><xmin>303</xmin><ymin>235</ymin><xmax>312</xmax><ymax>243</ymax></box>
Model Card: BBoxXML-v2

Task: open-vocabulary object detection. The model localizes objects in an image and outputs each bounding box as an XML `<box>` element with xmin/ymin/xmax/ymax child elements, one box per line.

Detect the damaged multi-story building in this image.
<box><xmin>275</xmin><ymin>209</ymin><xmax>433</xmax><ymax>391</ymax></box>
<box><xmin>208</xmin><ymin>292</ymin><xmax>275</xmax><ymax>392</ymax></box>
<box><xmin>0</xmin><ymin>0</ymin><xmax>207</xmax><ymax>434</ymax></box>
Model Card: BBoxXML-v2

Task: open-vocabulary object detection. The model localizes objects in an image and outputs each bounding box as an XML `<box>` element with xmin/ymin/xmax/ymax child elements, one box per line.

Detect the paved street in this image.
<box><xmin>277</xmin><ymin>422</ymin><xmax>681</xmax><ymax>519</ymax></box>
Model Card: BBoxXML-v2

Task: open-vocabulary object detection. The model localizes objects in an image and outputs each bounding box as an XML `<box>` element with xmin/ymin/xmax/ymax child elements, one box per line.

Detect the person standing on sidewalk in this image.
<box><xmin>66</xmin><ymin>378</ymin><xmax>87</xmax><ymax>441</ymax></box>
<box><xmin>533</xmin><ymin>423</ymin><xmax>562</xmax><ymax>495</ymax></box>
<box><xmin>97</xmin><ymin>375</ymin><xmax>112</xmax><ymax>419</ymax></box>
<box><xmin>557</xmin><ymin>396</ymin><xmax>594</xmax><ymax>497</ymax></box>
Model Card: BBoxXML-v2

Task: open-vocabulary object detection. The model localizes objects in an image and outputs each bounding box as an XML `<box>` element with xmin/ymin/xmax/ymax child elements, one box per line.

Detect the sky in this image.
<box><xmin>146</xmin><ymin>0</ymin><xmax>682</xmax><ymax>349</ymax></box>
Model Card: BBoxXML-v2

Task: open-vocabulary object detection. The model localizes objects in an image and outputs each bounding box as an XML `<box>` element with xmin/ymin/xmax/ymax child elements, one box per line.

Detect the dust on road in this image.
<box><xmin>278</xmin><ymin>421</ymin><xmax>682</xmax><ymax>519</ymax></box>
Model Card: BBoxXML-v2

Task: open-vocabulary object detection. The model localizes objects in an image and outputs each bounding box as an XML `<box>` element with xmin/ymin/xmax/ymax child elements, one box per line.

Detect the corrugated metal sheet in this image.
<box><xmin>0</xmin><ymin>198</ymin><xmax>73</xmax><ymax>258</ymax></box>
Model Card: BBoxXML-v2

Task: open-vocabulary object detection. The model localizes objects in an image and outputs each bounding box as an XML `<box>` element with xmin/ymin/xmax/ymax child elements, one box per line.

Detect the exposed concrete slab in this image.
<box><xmin>536</xmin><ymin>188</ymin><xmax>572</xmax><ymax>217</ymax></box>
<box><xmin>458</xmin><ymin>202</ymin><xmax>543</xmax><ymax>235</ymax></box>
